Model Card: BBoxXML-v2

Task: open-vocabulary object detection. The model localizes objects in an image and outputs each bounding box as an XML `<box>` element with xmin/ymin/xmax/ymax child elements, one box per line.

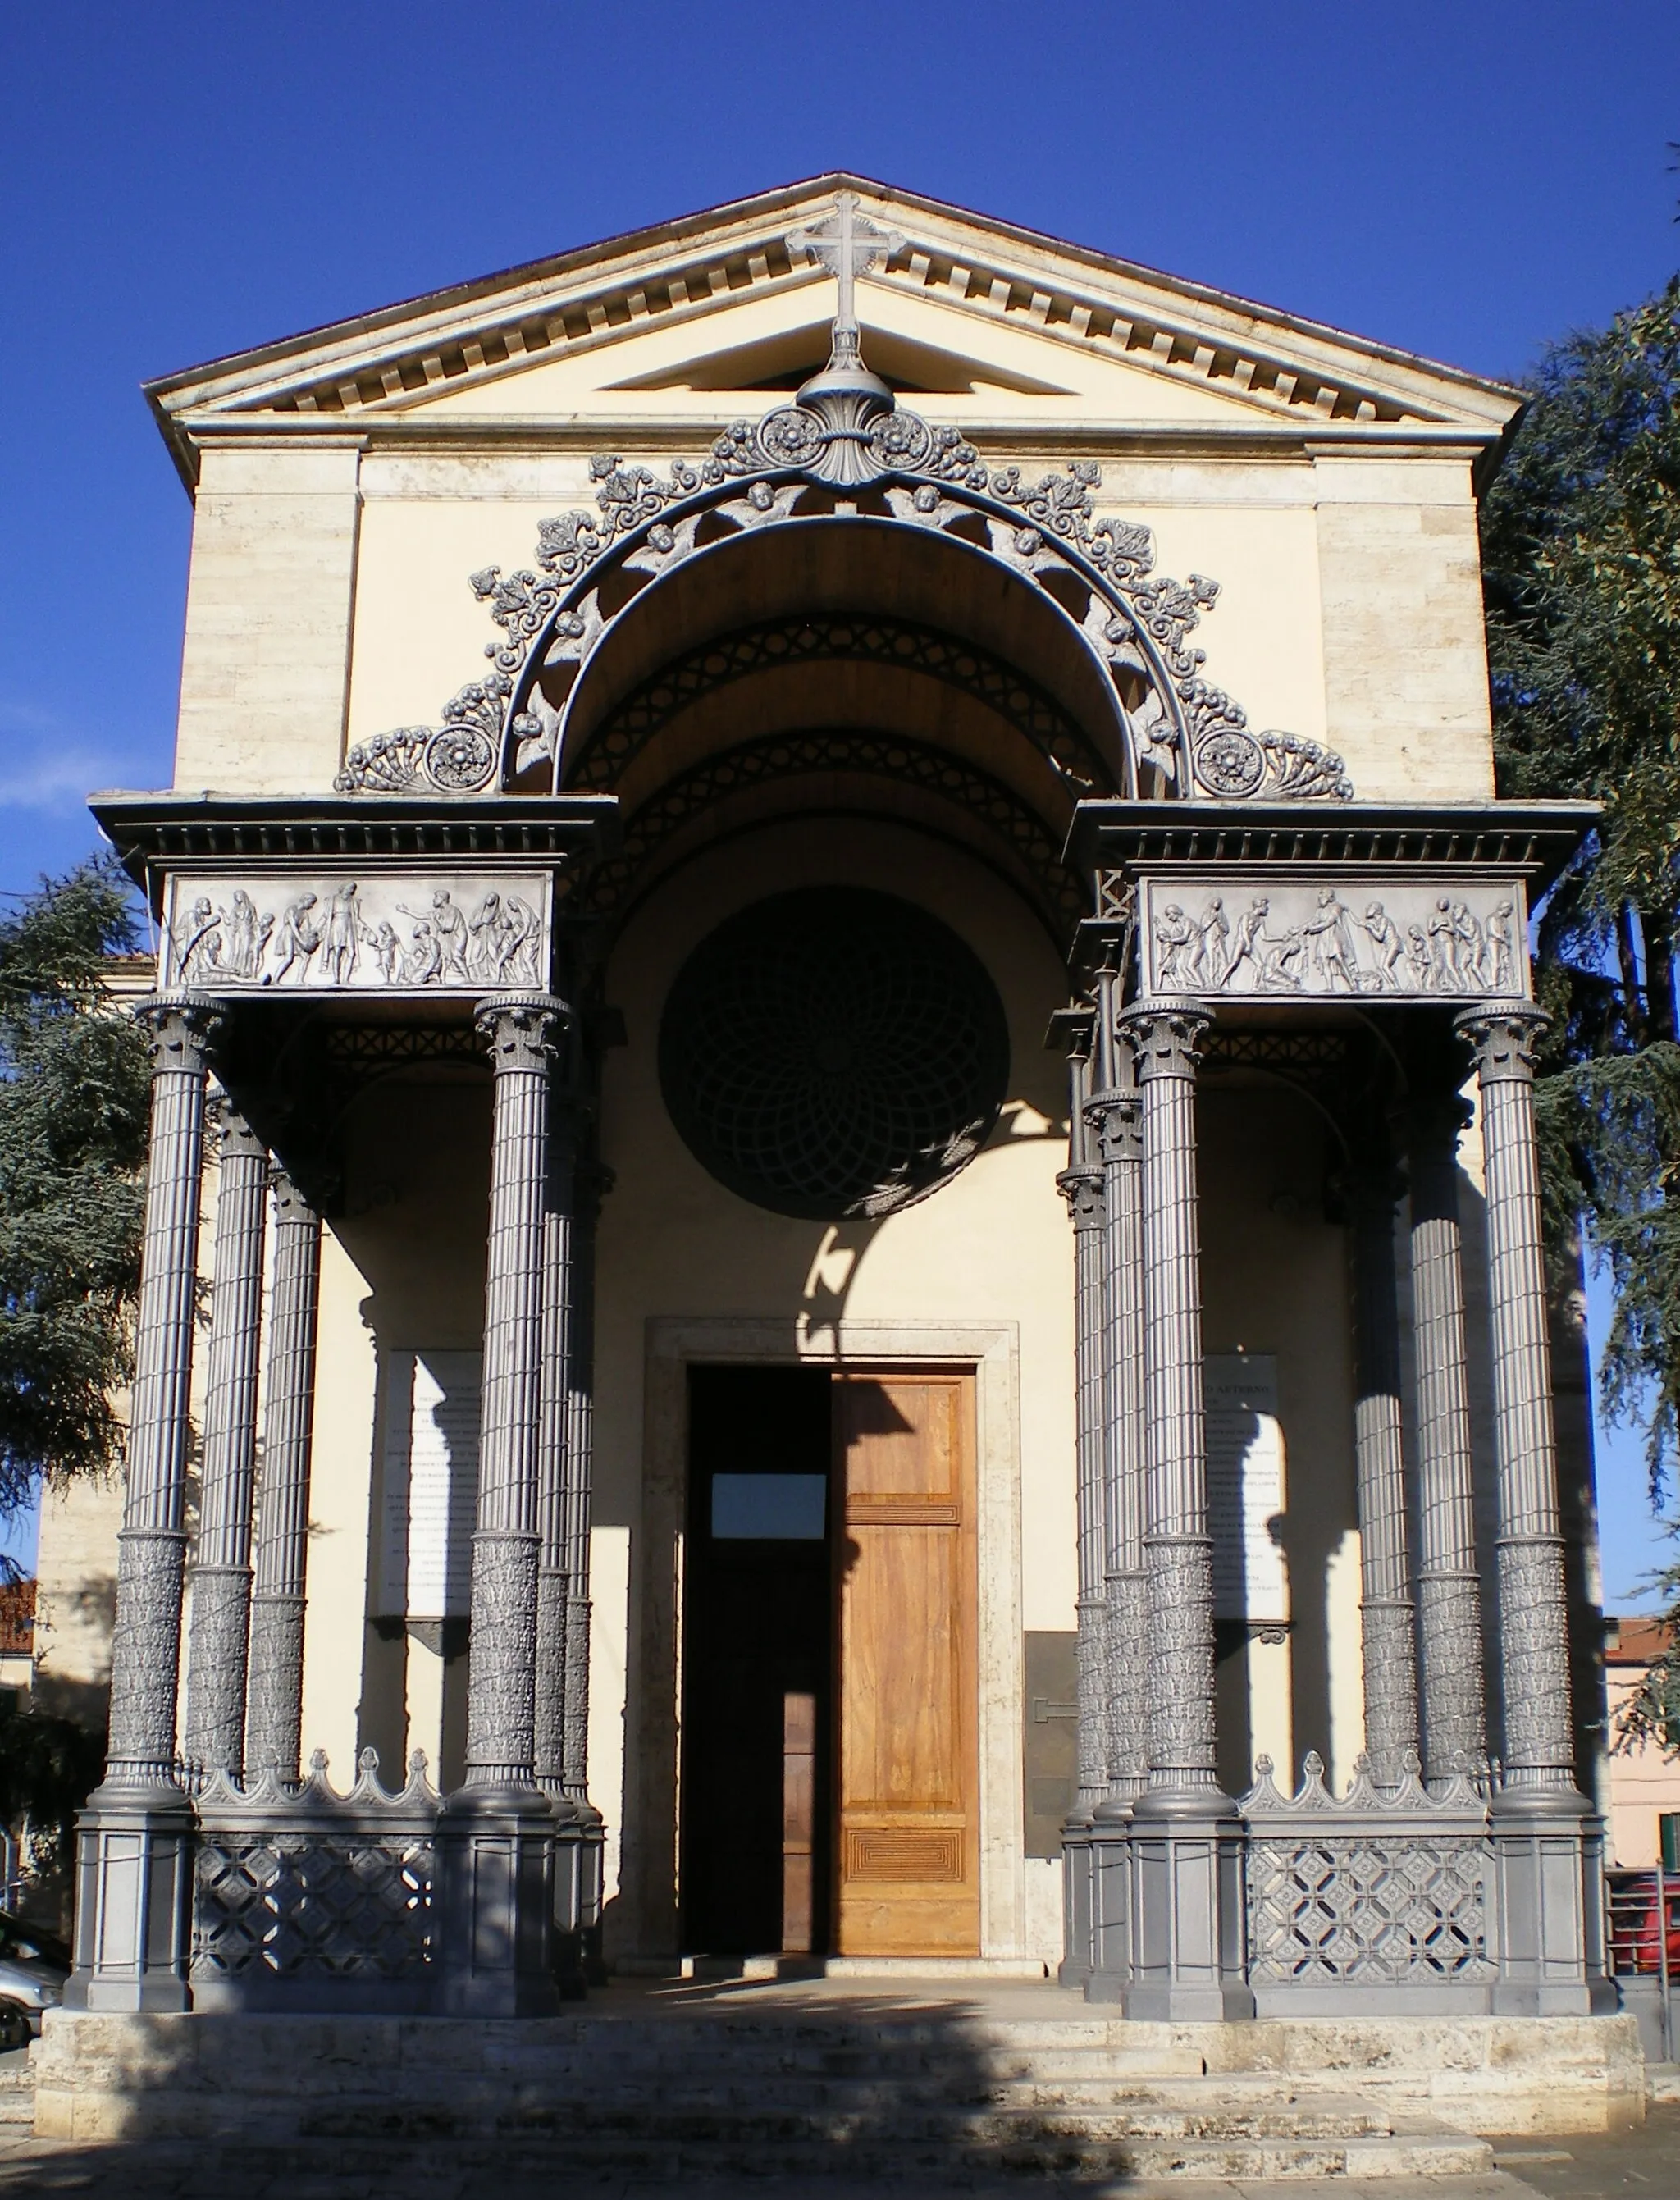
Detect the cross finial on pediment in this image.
<box><xmin>788</xmin><ymin>191</ymin><xmax>905</xmax><ymax>351</ymax></box>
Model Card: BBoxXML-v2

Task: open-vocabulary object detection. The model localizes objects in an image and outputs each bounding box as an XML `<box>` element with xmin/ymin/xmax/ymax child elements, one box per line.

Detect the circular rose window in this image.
<box><xmin>658</xmin><ymin>888</ymin><xmax>1010</xmax><ymax>1220</ymax></box>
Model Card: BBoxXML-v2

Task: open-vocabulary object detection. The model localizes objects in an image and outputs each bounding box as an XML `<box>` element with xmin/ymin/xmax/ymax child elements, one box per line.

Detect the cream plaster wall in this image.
<box><xmin>173</xmin><ymin>440</ymin><xmax>363</xmax><ymax>796</ymax></box>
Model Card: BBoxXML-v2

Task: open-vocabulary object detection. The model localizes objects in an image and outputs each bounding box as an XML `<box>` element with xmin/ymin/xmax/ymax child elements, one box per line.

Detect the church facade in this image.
<box><xmin>48</xmin><ymin>179</ymin><xmax>1617</xmax><ymax>2038</ymax></box>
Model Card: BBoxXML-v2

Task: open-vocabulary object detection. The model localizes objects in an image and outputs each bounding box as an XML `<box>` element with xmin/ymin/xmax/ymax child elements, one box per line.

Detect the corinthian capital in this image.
<box><xmin>1084</xmin><ymin>1087</ymin><xmax>1143</xmax><ymax>1165</ymax></box>
<box><xmin>1454</xmin><ymin>1002</ymin><xmax>1549</xmax><ymax>1086</ymax></box>
<box><xmin>1057</xmin><ymin>1162</ymin><xmax>1106</xmax><ymax>1228</ymax></box>
<box><xmin>1118</xmin><ymin>997</ymin><xmax>1212</xmax><ymax>1084</ymax></box>
<box><xmin>134</xmin><ymin>992</ymin><xmax>221</xmax><ymax>1075</ymax></box>
<box><xmin>475</xmin><ymin>991</ymin><xmax>570</xmax><ymax>1072</ymax></box>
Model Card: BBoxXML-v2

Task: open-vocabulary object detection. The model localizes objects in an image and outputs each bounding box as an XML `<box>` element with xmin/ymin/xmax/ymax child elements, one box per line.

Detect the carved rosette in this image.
<box><xmin>1454</xmin><ymin>1002</ymin><xmax>1577</xmax><ymax>1794</ymax></box>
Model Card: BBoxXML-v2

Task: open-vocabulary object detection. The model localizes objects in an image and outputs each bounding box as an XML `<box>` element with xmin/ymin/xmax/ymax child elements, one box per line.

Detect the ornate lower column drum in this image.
<box><xmin>1056</xmin><ymin>1021</ymin><xmax>1106</xmax><ymax>1987</ymax></box>
<box><xmin>68</xmin><ymin>994</ymin><xmax>220</xmax><ymax>2011</ymax></box>
<box><xmin>1455</xmin><ymin>1003</ymin><xmax>1609</xmax><ymax>2014</ymax></box>
<box><xmin>1406</xmin><ymin>1088</ymin><xmax>1488</xmax><ymax>1782</ymax></box>
<box><xmin>182</xmin><ymin>1103</ymin><xmax>269</xmax><ymax>1778</ymax></box>
<box><xmin>244</xmin><ymin>1168</ymin><xmax>323</xmax><ymax>1781</ymax></box>
<box><xmin>436</xmin><ymin>992</ymin><xmax>568</xmax><ymax>2016</ymax></box>
<box><xmin>1116</xmin><ymin>997</ymin><xmax>1251</xmax><ymax>2020</ymax></box>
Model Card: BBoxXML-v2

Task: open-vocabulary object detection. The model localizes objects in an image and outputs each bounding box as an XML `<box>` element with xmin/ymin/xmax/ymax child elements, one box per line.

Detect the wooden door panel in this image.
<box><xmin>836</xmin><ymin>1372</ymin><xmax>979</xmax><ymax>1958</ymax></box>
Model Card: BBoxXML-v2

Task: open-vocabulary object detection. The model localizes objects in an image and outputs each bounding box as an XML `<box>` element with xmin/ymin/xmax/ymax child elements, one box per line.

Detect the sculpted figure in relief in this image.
<box><xmin>1159</xmin><ymin>888</ymin><xmax>1522</xmax><ymax>999</ymax></box>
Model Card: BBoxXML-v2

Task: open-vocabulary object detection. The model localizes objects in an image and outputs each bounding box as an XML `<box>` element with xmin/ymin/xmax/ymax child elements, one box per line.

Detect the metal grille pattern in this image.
<box><xmin>194</xmin><ymin>1828</ymin><xmax>433</xmax><ymax>1982</ymax></box>
<box><xmin>1247</xmin><ymin>1833</ymin><xmax>1491</xmax><ymax>1984</ymax></box>
<box><xmin>660</xmin><ymin>888</ymin><xmax>1009</xmax><ymax>1220</ymax></box>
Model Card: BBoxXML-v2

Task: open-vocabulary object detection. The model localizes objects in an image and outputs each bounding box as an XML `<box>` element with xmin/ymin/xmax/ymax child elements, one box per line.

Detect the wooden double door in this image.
<box><xmin>682</xmin><ymin>1364</ymin><xmax>979</xmax><ymax>1959</ymax></box>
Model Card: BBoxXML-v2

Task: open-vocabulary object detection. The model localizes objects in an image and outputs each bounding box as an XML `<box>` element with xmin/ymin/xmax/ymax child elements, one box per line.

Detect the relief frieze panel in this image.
<box><xmin>1137</xmin><ymin>878</ymin><xmax>1527</xmax><ymax>1002</ymax></box>
<box><xmin>161</xmin><ymin>870</ymin><xmax>552</xmax><ymax>996</ymax></box>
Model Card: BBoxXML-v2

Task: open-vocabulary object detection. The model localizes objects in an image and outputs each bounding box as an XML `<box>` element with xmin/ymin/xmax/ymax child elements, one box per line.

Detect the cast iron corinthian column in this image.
<box><xmin>1345</xmin><ymin>1155</ymin><xmax>1422</xmax><ymax>1786</ymax></box>
<box><xmin>536</xmin><ymin>1083</ymin><xmax>585</xmax><ymax>1993</ymax></box>
<box><xmin>1406</xmin><ymin>1089</ymin><xmax>1487</xmax><ymax>1782</ymax></box>
<box><xmin>1084</xmin><ymin>975</ymin><xmax>1148</xmax><ymax>2002</ymax></box>
<box><xmin>1455</xmin><ymin>1002</ymin><xmax>1608</xmax><ymax>2014</ymax></box>
<box><xmin>67</xmin><ymin>993</ymin><xmax>220</xmax><ymax>2011</ymax></box>
<box><xmin>1056</xmin><ymin>1021</ymin><xmax>1105</xmax><ymax>1985</ymax></box>
<box><xmin>182</xmin><ymin>1102</ymin><xmax>269</xmax><ymax>1776</ymax></box>
<box><xmin>1116</xmin><ymin>997</ymin><xmax>1251</xmax><ymax>2020</ymax></box>
<box><xmin>436</xmin><ymin>993</ymin><xmax>567</xmax><ymax>2016</ymax></box>
<box><xmin>564</xmin><ymin>1157</ymin><xmax>610</xmax><ymax>1983</ymax></box>
<box><xmin>244</xmin><ymin>1167</ymin><xmax>322</xmax><ymax>1782</ymax></box>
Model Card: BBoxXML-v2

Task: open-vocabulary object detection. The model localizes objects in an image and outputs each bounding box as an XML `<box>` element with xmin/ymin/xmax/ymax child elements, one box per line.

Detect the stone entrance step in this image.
<box><xmin>34</xmin><ymin>1997</ymin><xmax>1645</xmax><ymax>2166</ymax></box>
<box><xmin>0</xmin><ymin>2053</ymin><xmax>31</xmax><ymax>2128</ymax></box>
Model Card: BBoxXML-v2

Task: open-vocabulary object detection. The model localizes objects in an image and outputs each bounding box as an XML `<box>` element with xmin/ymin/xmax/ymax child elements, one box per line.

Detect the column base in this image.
<box><xmin>574</xmin><ymin>1798</ymin><xmax>609</xmax><ymax>1988</ymax></box>
<box><xmin>546</xmin><ymin>1790</ymin><xmax>587</xmax><ymax>2000</ymax></box>
<box><xmin>1057</xmin><ymin>1811</ymin><xmax>1095</xmax><ymax>1987</ymax></box>
<box><xmin>435</xmin><ymin>1783</ymin><xmax>560</xmax><ymax>2017</ymax></box>
<box><xmin>1491</xmin><ymin>1788</ymin><xmax>1616</xmax><ymax>2017</ymax></box>
<box><xmin>1120</xmin><ymin>1790</ymin><xmax>1253</xmax><ymax>2022</ymax></box>
<box><xmin>63</xmin><ymin>1779</ymin><xmax>193</xmax><ymax>2014</ymax></box>
<box><xmin>1084</xmin><ymin>1810</ymin><xmax>1133</xmax><ymax>2003</ymax></box>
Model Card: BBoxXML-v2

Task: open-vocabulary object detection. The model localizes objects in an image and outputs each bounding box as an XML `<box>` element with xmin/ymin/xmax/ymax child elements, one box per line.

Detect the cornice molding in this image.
<box><xmin>146</xmin><ymin>177</ymin><xmax>1522</xmax><ymax>492</ymax></box>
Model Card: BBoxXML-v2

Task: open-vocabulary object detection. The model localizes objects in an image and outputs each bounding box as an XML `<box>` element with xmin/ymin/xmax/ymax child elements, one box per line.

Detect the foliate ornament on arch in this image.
<box><xmin>335</xmin><ymin>419</ymin><xmax>1354</xmax><ymax>805</ymax></box>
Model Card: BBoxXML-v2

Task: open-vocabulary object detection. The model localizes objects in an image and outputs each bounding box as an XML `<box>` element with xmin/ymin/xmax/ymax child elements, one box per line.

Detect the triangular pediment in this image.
<box><xmin>147</xmin><ymin>174</ymin><xmax>1521</xmax><ymax>477</ymax></box>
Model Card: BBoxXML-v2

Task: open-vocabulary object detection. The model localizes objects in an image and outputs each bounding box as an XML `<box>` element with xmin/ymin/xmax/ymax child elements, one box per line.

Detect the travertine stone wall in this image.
<box><xmin>173</xmin><ymin>439</ymin><xmax>363</xmax><ymax>793</ymax></box>
<box><xmin>1312</xmin><ymin>454</ymin><xmax>1495</xmax><ymax>801</ymax></box>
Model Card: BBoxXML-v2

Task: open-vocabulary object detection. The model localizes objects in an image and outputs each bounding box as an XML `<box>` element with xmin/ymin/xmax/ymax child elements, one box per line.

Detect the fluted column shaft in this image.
<box><xmin>1347</xmin><ymin>1166</ymin><xmax>1421</xmax><ymax>1784</ymax></box>
<box><xmin>106</xmin><ymin>996</ymin><xmax>220</xmax><ymax>1786</ymax></box>
<box><xmin>183</xmin><ymin>1103</ymin><xmax>268</xmax><ymax>1775</ymax></box>
<box><xmin>463</xmin><ymin>993</ymin><xmax>567</xmax><ymax>1791</ymax></box>
<box><xmin>1408</xmin><ymin>1092</ymin><xmax>1487</xmax><ymax>1780</ymax></box>
<box><xmin>1121</xmin><ymin>1000</ymin><xmax>1221</xmax><ymax>1804</ymax></box>
<box><xmin>1089</xmin><ymin>1060</ymin><xmax>1148</xmax><ymax>1808</ymax></box>
<box><xmin>1455</xmin><ymin>1003</ymin><xmax>1577</xmax><ymax>1795</ymax></box>
<box><xmin>245</xmin><ymin>1169</ymin><xmax>322</xmax><ymax>1781</ymax></box>
<box><xmin>536</xmin><ymin>1098</ymin><xmax>580</xmax><ymax>1796</ymax></box>
<box><xmin>1060</xmin><ymin>1049</ymin><xmax>1109</xmax><ymax>1818</ymax></box>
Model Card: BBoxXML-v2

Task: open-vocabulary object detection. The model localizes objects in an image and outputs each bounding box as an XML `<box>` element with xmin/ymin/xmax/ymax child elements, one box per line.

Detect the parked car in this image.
<box><xmin>0</xmin><ymin>1915</ymin><xmax>70</xmax><ymax>2035</ymax></box>
<box><xmin>1606</xmin><ymin>1869</ymin><xmax>1680</xmax><ymax>1978</ymax></box>
<box><xmin>0</xmin><ymin>2001</ymin><xmax>32</xmax><ymax>2053</ymax></box>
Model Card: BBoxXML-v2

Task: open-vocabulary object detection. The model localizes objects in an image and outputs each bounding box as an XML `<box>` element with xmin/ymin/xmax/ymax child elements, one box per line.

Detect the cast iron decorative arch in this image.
<box><xmin>337</xmin><ymin>404</ymin><xmax>1354</xmax><ymax>809</ymax></box>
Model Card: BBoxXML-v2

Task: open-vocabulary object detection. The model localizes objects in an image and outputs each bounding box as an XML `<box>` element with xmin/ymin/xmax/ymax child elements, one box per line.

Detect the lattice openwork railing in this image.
<box><xmin>1240</xmin><ymin>1751</ymin><xmax>1495</xmax><ymax>2011</ymax></box>
<box><xmin>190</xmin><ymin>1748</ymin><xmax>437</xmax><ymax>2013</ymax></box>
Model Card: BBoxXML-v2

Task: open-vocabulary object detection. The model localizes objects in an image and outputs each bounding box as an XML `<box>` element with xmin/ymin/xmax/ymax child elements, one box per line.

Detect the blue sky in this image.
<box><xmin>2</xmin><ymin>2</ymin><xmax>1677</xmax><ymax>1595</ymax></box>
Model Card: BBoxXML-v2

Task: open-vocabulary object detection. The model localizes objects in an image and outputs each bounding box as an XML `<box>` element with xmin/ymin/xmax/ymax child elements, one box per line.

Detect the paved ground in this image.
<box><xmin>0</xmin><ymin>2120</ymin><xmax>1673</xmax><ymax>2200</ymax></box>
